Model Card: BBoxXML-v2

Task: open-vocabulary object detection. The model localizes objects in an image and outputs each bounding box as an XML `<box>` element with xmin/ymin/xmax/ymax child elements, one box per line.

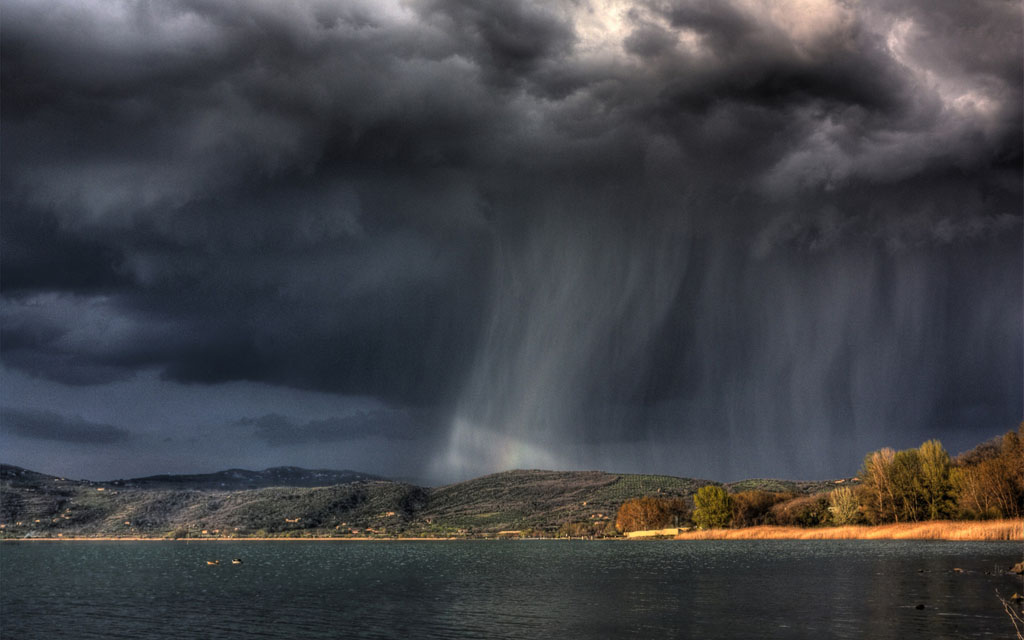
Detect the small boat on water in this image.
<box><xmin>231</xmin><ymin>558</ymin><xmax>243</xmax><ymax>565</ymax></box>
<box><xmin>206</xmin><ymin>560</ymin><xmax>220</xmax><ymax>566</ymax></box>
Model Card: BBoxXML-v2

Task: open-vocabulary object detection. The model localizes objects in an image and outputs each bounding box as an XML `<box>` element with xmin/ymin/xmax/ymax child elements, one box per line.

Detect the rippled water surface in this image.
<box><xmin>2</xmin><ymin>540</ymin><xmax>1022</xmax><ymax>639</ymax></box>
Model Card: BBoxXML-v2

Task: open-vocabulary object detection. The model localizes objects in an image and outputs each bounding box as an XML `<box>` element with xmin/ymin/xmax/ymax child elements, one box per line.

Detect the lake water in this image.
<box><xmin>2</xmin><ymin>540</ymin><xmax>1022</xmax><ymax>639</ymax></box>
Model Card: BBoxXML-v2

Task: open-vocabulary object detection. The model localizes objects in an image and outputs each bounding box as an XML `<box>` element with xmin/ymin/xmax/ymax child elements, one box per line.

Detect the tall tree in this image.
<box><xmin>890</xmin><ymin>449</ymin><xmax>925</xmax><ymax>522</ymax></box>
<box><xmin>917</xmin><ymin>440</ymin><xmax>954</xmax><ymax>520</ymax></box>
<box><xmin>693</xmin><ymin>486</ymin><xmax>733</xmax><ymax>529</ymax></box>
<box><xmin>859</xmin><ymin>448</ymin><xmax>898</xmax><ymax>523</ymax></box>
<box><xmin>952</xmin><ymin>424</ymin><xmax>1024</xmax><ymax>518</ymax></box>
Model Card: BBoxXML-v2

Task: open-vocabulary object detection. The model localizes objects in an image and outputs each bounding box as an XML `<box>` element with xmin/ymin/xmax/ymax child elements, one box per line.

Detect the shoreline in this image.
<box><xmin>3</xmin><ymin>519</ymin><xmax>1021</xmax><ymax>542</ymax></box>
<box><xmin>0</xmin><ymin>536</ymin><xmax>465</xmax><ymax>542</ymax></box>
<box><xmin>673</xmin><ymin>519</ymin><xmax>1023</xmax><ymax>541</ymax></box>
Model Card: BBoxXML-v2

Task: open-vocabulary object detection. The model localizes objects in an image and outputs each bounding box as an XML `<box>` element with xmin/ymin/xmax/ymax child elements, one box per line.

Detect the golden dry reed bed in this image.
<box><xmin>674</xmin><ymin>519</ymin><xmax>1023</xmax><ymax>541</ymax></box>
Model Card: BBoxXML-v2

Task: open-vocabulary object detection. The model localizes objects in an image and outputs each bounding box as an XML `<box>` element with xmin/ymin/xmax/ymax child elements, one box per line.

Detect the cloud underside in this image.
<box><xmin>3</xmin><ymin>407</ymin><xmax>132</xmax><ymax>444</ymax></box>
<box><xmin>1</xmin><ymin>0</ymin><xmax>1020</xmax><ymax>469</ymax></box>
<box><xmin>237</xmin><ymin>410</ymin><xmax>427</xmax><ymax>446</ymax></box>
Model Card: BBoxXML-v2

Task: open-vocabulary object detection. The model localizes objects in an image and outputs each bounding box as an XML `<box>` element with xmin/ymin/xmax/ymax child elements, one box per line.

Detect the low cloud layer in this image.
<box><xmin>237</xmin><ymin>410</ymin><xmax>428</xmax><ymax>446</ymax></box>
<box><xmin>3</xmin><ymin>407</ymin><xmax>132</xmax><ymax>444</ymax></box>
<box><xmin>2</xmin><ymin>0</ymin><xmax>1020</xmax><ymax>481</ymax></box>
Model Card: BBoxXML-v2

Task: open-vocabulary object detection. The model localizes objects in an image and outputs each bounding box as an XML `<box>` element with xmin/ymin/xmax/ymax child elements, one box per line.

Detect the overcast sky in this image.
<box><xmin>2</xmin><ymin>0</ymin><xmax>1021</xmax><ymax>485</ymax></box>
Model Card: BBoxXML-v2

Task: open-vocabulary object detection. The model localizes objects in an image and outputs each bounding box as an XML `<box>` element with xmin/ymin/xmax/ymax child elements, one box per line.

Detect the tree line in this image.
<box><xmin>859</xmin><ymin>425</ymin><xmax>1023</xmax><ymax>524</ymax></box>
<box><xmin>615</xmin><ymin>424</ymin><xmax>1024</xmax><ymax>532</ymax></box>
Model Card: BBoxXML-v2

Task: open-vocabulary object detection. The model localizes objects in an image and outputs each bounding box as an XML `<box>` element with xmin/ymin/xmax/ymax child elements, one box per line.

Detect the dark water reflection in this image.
<box><xmin>2</xmin><ymin>540</ymin><xmax>1021</xmax><ymax>639</ymax></box>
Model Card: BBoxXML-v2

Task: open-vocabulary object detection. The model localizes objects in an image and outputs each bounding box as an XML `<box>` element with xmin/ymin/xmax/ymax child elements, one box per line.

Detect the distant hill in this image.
<box><xmin>723</xmin><ymin>478</ymin><xmax>852</xmax><ymax>495</ymax></box>
<box><xmin>0</xmin><ymin>463</ymin><xmax>419</xmax><ymax>537</ymax></box>
<box><xmin>0</xmin><ymin>463</ymin><xmax>842</xmax><ymax>538</ymax></box>
<box><xmin>110</xmin><ymin>466</ymin><xmax>385</xmax><ymax>490</ymax></box>
<box><xmin>1</xmin><ymin>465</ymin><xmax>63</xmax><ymax>485</ymax></box>
<box><xmin>419</xmin><ymin>470</ymin><xmax>714</xmax><ymax>532</ymax></box>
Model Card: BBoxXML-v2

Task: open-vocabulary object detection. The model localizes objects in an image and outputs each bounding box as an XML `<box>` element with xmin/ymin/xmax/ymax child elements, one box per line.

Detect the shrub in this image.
<box><xmin>558</xmin><ymin>521</ymin><xmax>612</xmax><ymax>538</ymax></box>
<box><xmin>827</xmin><ymin>487</ymin><xmax>860</xmax><ymax>525</ymax></box>
<box><xmin>770</xmin><ymin>494</ymin><xmax>830</xmax><ymax>527</ymax></box>
<box><xmin>731</xmin><ymin>491</ymin><xmax>794</xmax><ymax>527</ymax></box>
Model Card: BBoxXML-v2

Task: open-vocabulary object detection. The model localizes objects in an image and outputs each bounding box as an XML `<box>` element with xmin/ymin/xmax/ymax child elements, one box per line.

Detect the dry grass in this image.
<box><xmin>674</xmin><ymin>519</ymin><xmax>1023</xmax><ymax>541</ymax></box>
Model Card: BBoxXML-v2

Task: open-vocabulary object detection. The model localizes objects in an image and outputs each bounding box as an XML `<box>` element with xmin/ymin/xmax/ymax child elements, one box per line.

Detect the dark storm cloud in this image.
<box><xmin>0</xmin><ymin>204</ymin><xmax>130</xmax><ymax>294</ymax></box>
<box><xmin>418</xmin><ymin>0</ymin><xmax>577</xmax><ymax>88</ymax></box>
<box><xmin>651</xmin><ymin>2</ymin><xmax>902</xmax><ymax>114</ymax></box>
<box><xmin>2</xmin><ymin>407</ymin><xmax>132</xmax><ymax>444</ymax></box>
<box><xmin>1</xmin><ymin>0</ymin><xmax>515</xmax><ymax>402</ymax></box>
<box><xmin>1</xmin><ymin>0</ymin><xmax>1020</xmax><ymax>478</ymax></box>
<box><xmin>236</xmin><ymin>410</ymin><xmax>427</xmax><ymax>446</ymax></box>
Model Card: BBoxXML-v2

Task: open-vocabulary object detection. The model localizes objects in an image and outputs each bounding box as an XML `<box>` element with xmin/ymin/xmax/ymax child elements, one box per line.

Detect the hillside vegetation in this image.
<box><xmin>1</xmin><ymin>466</ymin><xmax>428</xmax><ymax>538</ymax></box>
<box><xmin>0</xmin><ymin>466</ymin><xmax>722</xmax><ymax>538</ymax></box>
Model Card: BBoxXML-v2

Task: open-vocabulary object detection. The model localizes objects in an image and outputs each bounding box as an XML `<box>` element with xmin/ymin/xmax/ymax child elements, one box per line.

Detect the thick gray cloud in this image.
<box><xmin>2</xmin><ymin>407</ymin><xmax>132</xmax><ymax>444</ymax></box>
<box><xmin>1</xmin><ymin>0</ymin><xmax>1020</xmax><ymax>481</ymax></box>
